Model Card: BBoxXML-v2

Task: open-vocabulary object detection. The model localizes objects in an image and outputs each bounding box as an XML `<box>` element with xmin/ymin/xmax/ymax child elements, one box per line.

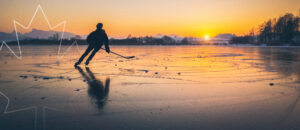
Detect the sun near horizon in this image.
<box><xmin>204</xmin><ymin>34</ymin><xmax>210</xmax><ymax>41</ymax></box>
<box><xmin>0</xmin><ymin>0</ymin><xmax>299</xmax><ymax>38</ymax></box>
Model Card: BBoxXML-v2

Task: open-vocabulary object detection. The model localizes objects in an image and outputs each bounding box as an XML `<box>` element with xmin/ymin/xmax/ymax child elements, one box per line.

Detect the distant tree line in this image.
<box><xmin>7</xmin><ymin>35</ymin><xmax>197</xmax><ymax>45</ymax></box>
<box><xmin>109</xmin><ymin>35</ymin><xmax>194</xmax><ymax>45</ymax></box>
<box><xmin>231</xmin><ymin>12</ymin><xmax>300</xmax><ymax>46</ymax></box>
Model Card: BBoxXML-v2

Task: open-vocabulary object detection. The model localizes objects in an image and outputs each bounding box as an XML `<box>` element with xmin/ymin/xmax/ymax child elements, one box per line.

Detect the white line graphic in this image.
<box><xmin>0</xmin><ymin>90</ymin><xmax>72</xmax><ymax>130</ymax></box>
<box><xmin>0</xmin><ymin>4</ymin><xmax>81</xmax><ymax>59</ymax></box>
<box><xmin>0</xmin><ymin>41</ymin><xmax>23</xmax><ymax>59</ymax></box>
<box><xmin>0</xmin><ymin>91</ymin><xmax>38</xmax><ymax>129</ymax></box>
<box><xmin>0</xmin><ymin>5</ymin><xmax>82</xmax><ymax>130</ymax></box>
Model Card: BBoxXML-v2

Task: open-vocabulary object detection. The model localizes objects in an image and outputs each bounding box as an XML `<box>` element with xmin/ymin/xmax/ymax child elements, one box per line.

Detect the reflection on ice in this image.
<box><xmin>75</xmin><ymin>66</ymin><xmax>110</xmax><ymax>110</ymax></box>
<box><xmin>0</xmin><ymin>45</ymin><xmax>300</xmax><ymax>129</ymax></box>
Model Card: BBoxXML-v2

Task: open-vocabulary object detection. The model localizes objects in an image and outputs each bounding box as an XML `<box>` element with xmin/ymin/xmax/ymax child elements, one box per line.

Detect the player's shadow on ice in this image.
<box><xmin>75</xmin><ymin>66</ymin><xmax>110</xmax><ymax>110</ymax></box>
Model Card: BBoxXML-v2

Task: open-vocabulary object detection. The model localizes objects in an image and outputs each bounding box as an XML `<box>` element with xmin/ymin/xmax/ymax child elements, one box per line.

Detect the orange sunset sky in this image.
<box><xmin>0</xmin><ymin>0</ymin><xmax>299</xmax><ymax>38</ymax></box>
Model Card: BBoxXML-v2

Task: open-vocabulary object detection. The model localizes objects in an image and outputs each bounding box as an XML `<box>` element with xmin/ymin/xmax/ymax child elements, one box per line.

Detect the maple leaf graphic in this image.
<box><xmin>0</xmin><ymin>4</ymin><xmax>81</xmax><ymax>60</ymax></box>
<box><xmin>0</xmin><ymin>67</ymin><xmax>83</xmax><ymax>130</ymax></box>
<box><xmin>0</xmin><ymin>4</ymin><xmax>83</xmax><ymax>130</ymax></box>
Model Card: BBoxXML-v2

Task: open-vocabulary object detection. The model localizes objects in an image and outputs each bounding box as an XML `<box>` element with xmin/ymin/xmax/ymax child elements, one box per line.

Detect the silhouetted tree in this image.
<box><xmin>259</xmin><ymin>19</ymin><xmax>273</xmax><ymax>43</ymax></box>
<box><xmin>181</xmin><ymin>37</ymin><xmax>189</xmax><ymax>45</ymax></box>
<box><xmin>258</xmin><ymin>13</ymin><xmax>300</xmax><ymax>45</ymax></box>
<box><xmin>162</xmin><ymin>35</ymin><xmax>175</xmax><ymax>44</ymax></box>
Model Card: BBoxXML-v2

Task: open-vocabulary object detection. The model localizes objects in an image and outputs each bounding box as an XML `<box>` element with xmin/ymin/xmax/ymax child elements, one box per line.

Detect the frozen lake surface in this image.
<box><xmin>0</xmin><ymin>45</ymin><xmax>300</xmax><ymax>130</ymax></box>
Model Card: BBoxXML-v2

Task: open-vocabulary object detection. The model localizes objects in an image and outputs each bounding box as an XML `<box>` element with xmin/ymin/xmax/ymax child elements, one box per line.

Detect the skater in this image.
<box><xmin>74</xmin><ymin>22</ymin><xmax>110</xmax><ymax>66</ymax></box>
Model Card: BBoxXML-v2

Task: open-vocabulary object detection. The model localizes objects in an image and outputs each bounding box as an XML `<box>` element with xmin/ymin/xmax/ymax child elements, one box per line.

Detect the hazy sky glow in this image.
<box><xmin>0</xmin><ymin>0</ymin><xmax>299</xmax><ymax>38</ymax></box>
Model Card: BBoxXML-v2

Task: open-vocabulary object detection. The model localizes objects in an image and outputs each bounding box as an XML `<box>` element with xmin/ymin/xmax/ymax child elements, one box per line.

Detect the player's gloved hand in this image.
<box><xmin>106</xmin><ymin>48</ymin><xmax>110</xmax><ymax>53</ymax></box>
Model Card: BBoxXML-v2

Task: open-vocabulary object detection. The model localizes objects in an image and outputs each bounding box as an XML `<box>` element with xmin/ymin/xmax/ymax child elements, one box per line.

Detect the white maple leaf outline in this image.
<box><xmin>0</xmin><ymin>4</ymin><xmax>109</xmax><ymax>128</ymax></box>
<box><xmin>0</xmin><ymin>4</ymin><xmax>83</xmax><ymax>130</ymax></box>
<box><xmin>0</xmin><ymin>91</ymin><xmax>38</xmax><ymax>129</ymax></box>
<box><xmin>0</xmin><ymin>4</ymin><xmax>81</xmax><ymax>60</ymax></box>
<box><xmin>0</xmin><ymin>86</ymin><xmax>76</xmax><ymax>130</ymax></box>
